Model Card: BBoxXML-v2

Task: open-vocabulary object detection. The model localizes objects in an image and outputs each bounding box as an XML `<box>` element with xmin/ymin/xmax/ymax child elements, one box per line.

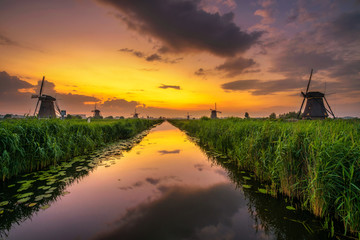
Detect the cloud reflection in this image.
<box><xmin>93</xmin><ymin>183</ymin><xmax>250</xmax><ymax>240</ymax></box>
<box><xmin>158</xmin><ymin>149</ymin><xmax>181</xmax><ymax>155</ymax></box>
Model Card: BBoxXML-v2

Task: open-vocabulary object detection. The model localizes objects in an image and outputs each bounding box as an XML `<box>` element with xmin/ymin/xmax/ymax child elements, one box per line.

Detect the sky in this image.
<box><xmin>0</xmin><ymin>0</ymin><xmax>359</xmax><ymax>118</ymax></box>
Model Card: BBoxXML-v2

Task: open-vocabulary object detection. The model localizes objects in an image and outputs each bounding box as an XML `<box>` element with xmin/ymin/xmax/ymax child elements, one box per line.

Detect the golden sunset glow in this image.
<box><xmin>1</xmin><ymin>0</ymin><xmax>359</xmax><ymax>118</ymax></box>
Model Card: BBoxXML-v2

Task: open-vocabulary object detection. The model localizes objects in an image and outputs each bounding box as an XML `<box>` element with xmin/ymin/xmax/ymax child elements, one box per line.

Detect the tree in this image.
<box><xmin>269</xmin><ymin>112</ymin><xmax>276</xmax><ymax>119</ymax></box>
<box><xmin>279</xmin><ymin>111</ymin><xmax>300</xmax><ymax>119</ymax></box>
<box><xmin>245</xmin><ymin>112</ymin><xmax>250</xmax><ymax>119</ymax></box>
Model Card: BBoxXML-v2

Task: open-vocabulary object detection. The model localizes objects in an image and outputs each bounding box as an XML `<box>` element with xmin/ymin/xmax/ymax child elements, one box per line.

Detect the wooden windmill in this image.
<box><xmin>210</xmin><ymin>103</ymin><xmax>221</xmax><ymax>119</ymax></box>
<box><xmin>92</xmin><ymin>104</ymin><xmax>102</xmax><ymax>119</ymax></box>
<box><xmin>132</xmin><ymin>109</ymin><xmax>139</xmax><ymax>119</ymax></box>
<box><xmin>31</xmin><ymin>76</ymin><xmax>62</xmax><ymax>118</ymax></box>
<box><xmin>298</xmin><ymin>69</ymin><xmax>335</xmax><ymax>119</ymax></box>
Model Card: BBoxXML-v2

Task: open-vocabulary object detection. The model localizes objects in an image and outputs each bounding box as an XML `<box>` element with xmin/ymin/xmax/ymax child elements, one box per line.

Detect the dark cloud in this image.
<box><xmin>221</xmin><ymin>78</ymin><xmax>309</xmax><ymax>95</ymax></box>
<box><xmin>118</xmin><ymin>48</ymin><xmax>144</xmax><ymax>58</ymax></box>
<box><xmin>158</xmin><ymin>84</ymin><xmax>181</xmax><ymax>90</ymax></box>
<box><xmin>119</xmin><ymin>48</ymin><xmax>182</xmax><ymax>63</ymax></box>
<box><xmin>0</xmin><ymin>71</ymin><xmax>34</xmax><ymax>114</ymax></box>
<box><xmin>146</xmin><ymin>53</ymin><xmax>162</xmax><ymax>62</ymax></box>
<box><xmin>328</xmin><ymin>11</ymin><xmax>360</xmax><ymax>44</ymax></box>
<box><xmin>329</xmin><ymin>60</ymin><xmax>360</xmax><ymax>79</ymax></box>
<box><xmin>271</xmin><ymin>49</ymin><xmax>340</xmax><ymax>78</ymax></box>
<box><xmin>216</xmin><ymin>57</ymin><xmax>256</xmax><ymax>77</ymax></box>
<box><xmin>92</xmin><ymin>184</ymin><xmax>246</xmax><ymax>240</ymax></box>
<box><xmin>0</xmin><ymin>71</ymin><xmax>34</xmax><ymax>93</ymax></box>
<box><xmin>194</xmin><ymin>68</ymin><xmax>205</xmax><ymax>76</ymax></box>
<box><xmin>100</xmin><ymin>0</ymin><xmax>262</xmax><ymax>57</ymax></box>
<box><xmin>158</xmin><ymin>149</ymin><xmax>181</xmax><ymax>155</ymax></box>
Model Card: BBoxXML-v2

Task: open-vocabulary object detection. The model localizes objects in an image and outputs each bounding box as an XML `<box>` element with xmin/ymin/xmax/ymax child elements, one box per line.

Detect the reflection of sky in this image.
<box><xmin>92</xmin><ymin>183</ymin><xmax>264</xmax><ymax>240</ymax></box>
<box><xmin>8</xmin><ymin>122</ymin><xmax>268</xmax><ymax>240</ymax></box>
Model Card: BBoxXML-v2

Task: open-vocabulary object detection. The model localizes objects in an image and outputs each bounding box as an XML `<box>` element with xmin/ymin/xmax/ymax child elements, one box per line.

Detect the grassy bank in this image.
<box><xmin>170</xmin><ymin>118</ymin><xmax>360</xmax><ymax>236</ymax></box>
<box><xmin>0</xmin><ymin>119</ymin><xmax>162</xmax><ymax>180</ymax></box>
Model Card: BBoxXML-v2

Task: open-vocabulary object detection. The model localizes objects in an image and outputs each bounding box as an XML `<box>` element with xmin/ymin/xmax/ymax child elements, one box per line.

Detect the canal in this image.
<box><xmin>0</xmin><ymin>121</ymin><xmax>334</xmax><ymax>239</ymax></box>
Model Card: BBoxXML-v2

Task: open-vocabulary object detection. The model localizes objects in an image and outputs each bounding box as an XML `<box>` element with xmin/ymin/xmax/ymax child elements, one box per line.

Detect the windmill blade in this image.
<box><xmin>298</xmin><ymin>97</ymin><xmax>306</xmax><ymax>118</ymax></box>
<box><xmin>34</xmin><ymin>99</ymin><xmax>40</xmax><ymax>116</ymax></box>
<box><xmin>324</xmin><ymin>97</ymin><xmax>336</xmax><ymax>119</ymax></box>
<box><xmin>305</xmin><ymin>69</ymin><xmax>313</xmax><ymax>94</ymax></box>
<box><xmin>55</xmin><ymin>101</ymin><xmax>61</xmax><ymax>115</ymax></box>
<box><xmin>39</xmin><ymin>76</ymin><xmax>45</xmax><ymax>96</ymax></box>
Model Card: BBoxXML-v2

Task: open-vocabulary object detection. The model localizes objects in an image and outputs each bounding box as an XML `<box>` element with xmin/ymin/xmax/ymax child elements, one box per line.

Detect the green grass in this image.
<box><xmin>0</xmin><ymin>118</ymin><xmax>162</xmax><ymax>180</ymax></box>
<box><xmin>170</xmin><ymin>118</ymin><xmax>360</xmax><ymax>236</ymax></box>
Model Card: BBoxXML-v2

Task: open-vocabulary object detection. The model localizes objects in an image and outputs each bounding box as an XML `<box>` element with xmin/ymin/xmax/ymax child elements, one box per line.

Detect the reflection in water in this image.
<box><xmin>93</xmin><ymin>184</ymin><xmax>247</xmax><ymax>240</ymax></box>
<box><xmin>0</xmin><ymin>130</ymin><xmax>151</xmax><ymax>239</ymax></box>
<box><xmin>0</xmin><ymin>122</ymin><xmax>339</xmax><ymax>239</ymax></box>
<box><xmin>158</xmin><ymin>149</ymin><xmax>181</xmax><ymax>155</ymax></box>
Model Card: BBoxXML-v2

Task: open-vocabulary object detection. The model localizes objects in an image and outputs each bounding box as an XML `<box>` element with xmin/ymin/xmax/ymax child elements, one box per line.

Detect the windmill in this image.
<box><xmin>92</xmin><ymin>104</ymin><xmax>102</xmax><ymax>119</ymax></box>
<box><xmin>31</xmin><ymin>76</ymin><xmax>62</xmax><ymax>118</ymax></box>
<box><xmin>132</xmin><ymin>109</ymin><xmax>139</xmax><ymax>119</ymax></box>
<box><xmin>186</xmin><ymin>112</ymin><xmax>192</xmax><ymax>120</ymax></box>
<box><xmin>298</xmin><ymin>69</ymin><xmax>335</xmax><ymax>120</ymax></box>
<box><xmin>210</xmin><ymin>103</ymin><xmax>221</xmax><ymax>119</ymax></box>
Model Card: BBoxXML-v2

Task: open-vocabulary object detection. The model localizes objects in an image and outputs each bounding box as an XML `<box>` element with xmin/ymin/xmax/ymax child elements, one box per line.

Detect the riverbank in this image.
<box><xmin>0</xmin><ymin>119</ymin><xmax>162</xmax><ymax>180</ymax></box>
<box><xmin>169</xmin><ymin>118</ymin><xmax>360</xmax><ymax>236</ymax></box>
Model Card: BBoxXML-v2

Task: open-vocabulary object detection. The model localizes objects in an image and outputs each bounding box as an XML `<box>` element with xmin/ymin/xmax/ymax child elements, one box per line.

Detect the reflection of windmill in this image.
<box><xmin>132</xmin><ymin>109</ymin><xmax>139</xmax><ymax>119</ymax></box>
<box><xmin>210</xmin><ymin>103</ymin><xmax>221</xmax><ymax>119</ymax></box>
<box><xmin>92</xmin><ymin>104</ymin><xmax>102</xmax><ymax>119</ymax></box>
<box><xmin>186</xmin><ymin>112</ymin><xmax>192</xmax><ymax>120</ymax></box>
<box><xmin>298</xmin><ymin>69</ymin><xmax>335</xmax><ymax>119</ymax></box>
<box><xmin>31</xmin><ymin>76</ymin><xmax>62</xmax><ymax>118</ymax></box>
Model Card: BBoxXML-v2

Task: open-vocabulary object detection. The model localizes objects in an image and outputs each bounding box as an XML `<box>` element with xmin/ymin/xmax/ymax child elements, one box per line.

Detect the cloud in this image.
<box><xmin>216</xmin><ymin>57</ymin><xmax>256</xmax><ymax>77</ymax></box>
<box><xmin>158</xmin><ymin>84</ymin><xmax>181</xmax><ymax>90</ymax></box>
<box><xmin>119</xmin><ymin>48</ymin><xmax>182</xmax><ymax>63</ymax></box>
<box><xmin>0</xmin><ymin>71</ymin><xmax>34</xmax><ymax>93</ymax></box>
<box><xmin>100</xmin><ymin>0</ymin><xmax>262</xmax><ymax>57</ymax></box>
<box><xmin>326</xmin><ymin>10</ymin><xmax>360</xmax><ymax>44</ymax></box>
<box><xmin>270</xmin><ymin>49</ymin><xmax>340</xmax><ymax>78</ymax></box>
<box><xmin>92</xmin><ymin>183</ymin><xmax>245</xmax><ymax>240</ymax></box>
<box><xmin>146</xmin><ymin>53</ymin><xmax>162</xmax><ymax>62</ymax></box>
<box><xmin>194</xmin><ymin>164</ymin><xmax>206</xmax><ymax>172</ymax></box>
<box><xmin>0</xmin><ymin>71</ymin><xmax>34</xmax><ymax>114</ymax></box>
<box><xmin>0</xmin><ymin>34</ymin><xmax>21</xmax><ymax>47</ymax></box>
<box><xmin>118</xmin><ymin>48</ymin><xmax>144</xmax><ymax>58</ymax></box>
<box><xmin>194</xmin><ymin>68</ymin><xmax>205</xmax><ymax>76</ymax></box>
<box><xmin>145</xmin><ymin>176</ymin><xmax>181</xmax><ymax>185</ymax></box>
<box><xmin>158</xmin><ymin>149</ymin><xmax>181</xmax><ymax>155</ymax></box>
<box><xmin>221</xmin><ymin>78</ymin><xmax>309</xmax><ymax>95</ymax></box>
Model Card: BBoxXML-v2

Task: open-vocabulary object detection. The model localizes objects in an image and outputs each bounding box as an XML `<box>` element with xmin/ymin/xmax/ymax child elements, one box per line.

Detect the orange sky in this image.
<box><xmin>1</xmin><ymin>0</ymin><xmax>359</xmax><ymax>118</ymax></box>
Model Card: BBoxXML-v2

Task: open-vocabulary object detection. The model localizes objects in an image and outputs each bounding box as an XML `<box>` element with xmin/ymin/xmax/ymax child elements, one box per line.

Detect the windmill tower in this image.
<box><xmin>210</xmin><ymin>103</ymin><xmax>221</xmax><ymax>119</ymax></box>
<box><xmin>186</xmin><ymin>112</ymin><xmax>192</xmax><ymax>120</ymax></box>
<box><xmin>132</xmin><ymin>109</ymin><xmax>139</xmax><ymax>119</ymax></box>
<box><xmin>92</xmin><ymin>104</ymin><xmax>102</xmax><ymax>119</ymax></box>
<box><xmin>31</xmin><ymin>76</ymin><xmax>62</xmax><ymax>118</ymax></box>
<box><xmin>298</xmin><ymin>69</ymin><xmax>335</xmax><ymax>120</ymax></box>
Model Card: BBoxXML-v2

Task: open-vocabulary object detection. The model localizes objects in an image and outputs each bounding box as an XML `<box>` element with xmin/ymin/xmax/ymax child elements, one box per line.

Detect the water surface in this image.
<box><xmin>0</xmin><ymin>122</ymin><xmax>335</xmax><ymax>239</ymax></box>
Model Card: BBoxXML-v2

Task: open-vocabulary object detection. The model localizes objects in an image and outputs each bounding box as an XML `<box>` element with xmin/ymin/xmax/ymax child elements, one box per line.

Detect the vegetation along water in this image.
<box><xmin>0</xmin><ymin>118</ymin><xmax>162</xmax><ymax>180</ymax></box>
<box><xmin>169</xmin><ymin>118</ymin><xmax>360</xmax><ymax>237</ymax></box>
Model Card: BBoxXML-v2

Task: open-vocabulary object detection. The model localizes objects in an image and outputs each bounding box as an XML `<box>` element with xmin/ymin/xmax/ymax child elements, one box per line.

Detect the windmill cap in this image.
<box><xmin>306</xmin><ymin>91</ymin><xmax>324</xmax><ymax>98</ymax></box>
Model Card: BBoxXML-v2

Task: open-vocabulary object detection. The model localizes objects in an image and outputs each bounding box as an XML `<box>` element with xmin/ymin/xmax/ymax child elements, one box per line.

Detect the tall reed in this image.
<box><xmin>0</xmin><ymin>119</ymin><xmax>161</xmax><ymax>180</ymax></box>
<box><xmin>170</xmin><ymin>118</ymin><xmax>360</xmax><ymax>235</ymax></box>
